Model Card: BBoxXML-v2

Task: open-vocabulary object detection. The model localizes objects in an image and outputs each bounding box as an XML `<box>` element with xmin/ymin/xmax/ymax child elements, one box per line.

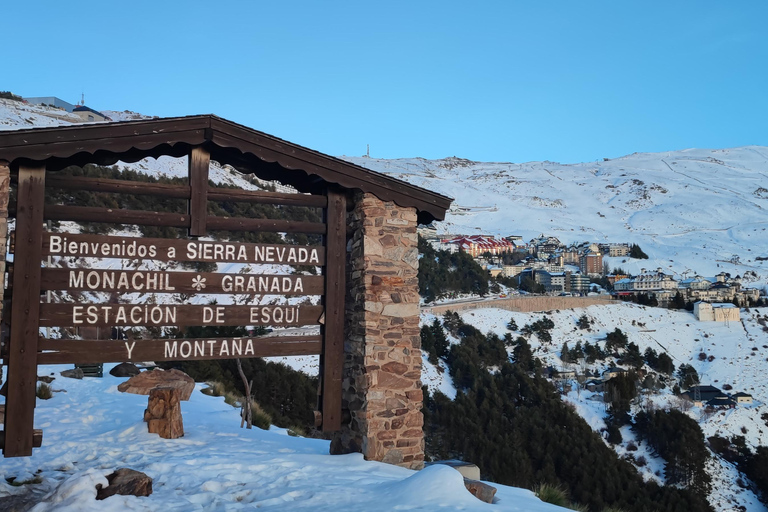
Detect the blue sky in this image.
<box><xmin>4</xmin><ymin>1</ymin><xmax>767</xmax><ymax>163</ymax></box>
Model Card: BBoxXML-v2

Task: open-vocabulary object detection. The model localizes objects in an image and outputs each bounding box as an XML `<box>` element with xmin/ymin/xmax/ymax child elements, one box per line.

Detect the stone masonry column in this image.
<box><xmin>330</xmin><ymin>192</ymin><xmax>424</xmax><ymax>469</ymax></box>
<box><xmin>0</xmin><ymin>161</ymin><xmax>10</xmax><ymax>385</ymax></box>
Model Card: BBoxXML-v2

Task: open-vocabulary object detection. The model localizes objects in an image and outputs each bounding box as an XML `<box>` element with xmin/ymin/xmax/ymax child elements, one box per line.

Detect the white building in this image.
<box><xmin>694</xmin><ymin>301</ymin><xmax>740</xmax><ymax>322</ymax></box>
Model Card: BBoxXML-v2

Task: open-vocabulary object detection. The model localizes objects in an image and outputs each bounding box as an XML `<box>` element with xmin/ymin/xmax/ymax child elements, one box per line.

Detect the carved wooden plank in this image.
<box><xmin>40</xmin><ymin>268</ymin><xmax>324</xmax><ymax>295</ymax></box>
<box><xmin>38</xmin><ymin>303</ymin><xmax>324</xmax><ymax>328</ymax></box>
<box><xmin>321</xmin><ymin>188</ymin><xmax>346</xmax><ymax>432</ymax></box>
<box><xmin>41</xmin><ymin>233</ymin><xmax>326</xmax><ymax>265</ymax></box>
<box><xmin>188</xmin><ymin>146</ymin><xmax>210</xmax><ymax>236</ymax></box>
<box><xmin>4</xmin><ymin>165</ymin><xmax>45</xmax><ymax>457</ymax></box>
<box><xmin>37</xmin><ymin>335</ymin><xmax>323</xmax><ymax>364</ymax></box>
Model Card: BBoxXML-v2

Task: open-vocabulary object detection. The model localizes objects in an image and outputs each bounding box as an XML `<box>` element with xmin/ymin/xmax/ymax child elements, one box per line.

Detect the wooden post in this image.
<box><xmin>321</xmin><ymin>188</ymin><xmax>346</xmax><ymax>431</ymax></box>
<box><xmin>3</xmin><ymin>165</ymin><xmax>45</xmax><ymax>457</ymax></box>
<box><xmin>188</xmin><ymin>146</ymin><xmax>210</xmax><ymax>237</ymax></box>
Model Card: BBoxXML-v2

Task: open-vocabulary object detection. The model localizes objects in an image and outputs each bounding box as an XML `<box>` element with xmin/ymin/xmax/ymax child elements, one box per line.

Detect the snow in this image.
<box><xmin>0</xmin><ymin>365</ymin><xmax>565</xmax><ymax>511</ymax></box>
<box><xmin>345</xmin><ymin>150</ymin><xmax>768</xmax><ymax>289</ymax></box>
<box><xmin>448</xmin><ymin>304</ymin><xmax>768</xmax><ymax>512</ymax></box>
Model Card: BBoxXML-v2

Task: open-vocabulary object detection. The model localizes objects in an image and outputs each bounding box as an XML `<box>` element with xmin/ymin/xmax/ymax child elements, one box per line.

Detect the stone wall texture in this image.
<box><xmin>330</xmin><ymin>192</ymin><xmax>424</xmax><ymax>469</ymax></box>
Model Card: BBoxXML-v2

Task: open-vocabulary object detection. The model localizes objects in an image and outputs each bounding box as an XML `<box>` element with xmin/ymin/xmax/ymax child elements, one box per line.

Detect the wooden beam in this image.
<box><xmin>10</xmin><ymin>204</ymin><xmax>327</xmax><ymax>234</ymax></box>
<box><xmin>40</xmin><ymin>233</ymin><xmax>327</xmax><ymax>265</ymax></box>
<box><xmin>40</xmin><ymin>268</ymin><xmax>324</xmax><ymax>295</ymax></box>
<box><xmin>4</xmin><ymin>165</ymin><xmax>45</xmax><ymax>457</ymax></box>
<box><xmin>0</xmin><ymin>430</ymin><xmax>42</xmax><ymax>450</ymax></box>
<box><xmin>44</xmin><ymin>175</ymin><xmax>191</xmax><ymax>199</ymax></box>
<box><xmin>321</xmin><ymin>188</ymin><xmax>346</xmax><ymax>432</ymax></box>
<box><xmin>40</xmin><ymin>204</ymin><xmax>190</xmax><ymax>228</ymax></box>
<box><xmin>188</xmin><ymin>146</ymin><xmax>210</xmax><ymax>236</ymax></box>
<box><xmin>207</xmin><ymin>188</ymin><xmax>327</xmax><ymax>208</ymax></box>
<box><xmin>37</xmin><ymin>335</ymin><xmax>323</xmax><ymax>364</ymax></box>
<box><xmin>38</xmin><ymin>303</ymin><xmax>324</xmax><ymax>328</ymax></box>
<box><xmin>206</xmin><ymin>216</ymin><xmax>326</xmax><ymax>235</ymax></box>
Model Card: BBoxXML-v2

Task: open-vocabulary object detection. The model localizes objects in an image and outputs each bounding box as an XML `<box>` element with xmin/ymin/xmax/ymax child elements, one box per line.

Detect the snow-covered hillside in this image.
<box><xmin>421</xmin><ymin>303</ymin><xmax>768</xmax><ymax>512</ymax></box>
<box><xmin>344</xmin><ymin>150</ymin><xmax>768</xmax><ymax>286</ymax></box>
<box><xmin>0</xmin><ymin>365</ymin><xmax>565</xmax><ymax>512</ymax></box>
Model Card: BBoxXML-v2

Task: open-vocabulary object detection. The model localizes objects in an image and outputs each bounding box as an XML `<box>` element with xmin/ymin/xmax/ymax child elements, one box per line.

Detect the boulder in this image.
<box><xmin>117</xmin><ymin>368</ymin><xmax>194</xmax><ymax>401</ymax></box>
<box><xmin>110</xmin><ymin>362</ymin><xmax>141</xmax><ymax>378</ymax></box>
<box><xmin>96</xmin><ymin>468</ymin><xmax>152</xmax><ymax>500</ymax></box>
<box><xmin>60</xmin><ymin>368</ymin><xmax>84</xmax><ymax>380</ymax></box>
<box><xmin>37</xmin><ymin>375</ymin><xmax>55</xmax><ymax>383</ymax></box>
<box><xmin>463</xmin><ymin>478</ymin><xmax>497</xmax><ymax>504</ymax></box>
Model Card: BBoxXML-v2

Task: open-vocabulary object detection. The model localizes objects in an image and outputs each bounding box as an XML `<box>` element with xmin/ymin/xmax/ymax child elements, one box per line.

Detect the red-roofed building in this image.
<box><xmin>444</xmin><ymin>235</ymin><xmax>515</xmax><ymax>258</ymax></box>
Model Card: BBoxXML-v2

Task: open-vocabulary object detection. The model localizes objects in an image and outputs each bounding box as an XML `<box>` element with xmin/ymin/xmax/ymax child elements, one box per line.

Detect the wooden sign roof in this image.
<box><xmin>0</xmin><ymin>114</ymin><xmax>452</xmax><ymax>223</ymax></box>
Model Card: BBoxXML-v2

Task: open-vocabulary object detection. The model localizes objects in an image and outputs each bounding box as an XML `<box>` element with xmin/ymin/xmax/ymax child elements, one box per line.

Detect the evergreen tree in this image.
<box><xmin>561</xmin><ymin>342</ymin><xmax>571</xmax><ymax>364</ymax></box>
<box><xmin>634</xmin><ymin>410</ymin><xmax>711</xmax><ymax>495</ymax></box>
<box><xmin>605</xmin><ymin>328</ymin><xmax>629</xmax><ymax>353</ymax></box>
<box><xmin>629</xmin><ymin>244</ymin><xmax>649</xmax><ymax>259</ymax></box>
<box><xmin>622</xmin><ymin>342</ymin><xmax>644</xmax><ymax>369</ymax></box>
<box><xmin>670</xmin><ymin>291</ymin><xmax>687</xmax><ymax>309</ymax></box>
<box><xmin>677</xmin><ymin>364</ymin><xmax>700</xmax><ymax>389</ymax></box>
<box><xmin>430</xmin><ymin>319</ymin><xmax>449</xmax><ymax>359</ymax></box>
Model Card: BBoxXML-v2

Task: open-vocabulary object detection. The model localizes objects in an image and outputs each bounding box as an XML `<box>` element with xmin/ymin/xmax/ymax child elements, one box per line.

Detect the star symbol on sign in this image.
<box><xmin>191</xmin><ymin>275</ymin><xmax>206</xmax><ymax>291</ymax></box>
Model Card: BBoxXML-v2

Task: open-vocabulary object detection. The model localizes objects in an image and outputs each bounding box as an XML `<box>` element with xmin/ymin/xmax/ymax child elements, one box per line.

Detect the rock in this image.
<box><xmin>110</xmin><ymin>362</ymin><xmax>141</xmax><ymax>378</ymax></box>
<box><xmin>96</xmin><ymin>468</ymin><xmax>153</xmax><ymax>500</ymax></box>
<box><xmin>37</xmin><ymin>375</ymin><xmax>55</xmax><ymax>383</ymax></box>
<box><xmin>463</xmin><ymin>478</ymin><xmax>497</xmax><ymax>504</ymax></box>
<box><xmin>117</xmin><ymin>368</ymin><xmax>194</xmax><ymax>401</ymax></box>
<box><xmin>60</xmin><ymin>368</ymin><xmax>84</xmax><ymax>379</ymax></box>
<box><xmin>144</xmin><ymin>387</ymin><xmax>184</xmax><ymax>439</ymax></box>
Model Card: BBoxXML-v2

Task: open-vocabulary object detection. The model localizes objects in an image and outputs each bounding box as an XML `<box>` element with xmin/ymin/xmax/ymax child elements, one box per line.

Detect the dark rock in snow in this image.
<box><xmin>109</xmin><ymin>362</ymin><xmax>141</xmax><ymax>378</ymax></box>
<box><xmin>463</xmin><ymin>478</ymin><xmax>497</xmax><ymax>503</ymax></box>
<box><xmin>60</xmin><ymin>368</ymin><xmax>84</xmax><ymax>380</ymax></box>
<box><xmin>96</xmin><ymin>468</ymin><xmax>153</xmax><ymax>500</ymax></box>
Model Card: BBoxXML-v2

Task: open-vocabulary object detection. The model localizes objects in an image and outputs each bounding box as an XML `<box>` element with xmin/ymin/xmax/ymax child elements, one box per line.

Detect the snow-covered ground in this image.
<box><xmin>0</xmin><ymin>365</ymin><xmax>566</xmax><ymax>512</ymax></box>
<box><xmin>423</xmin><ymin>304</ymin><xmax>768</xmax><ymax>512</ymax></box>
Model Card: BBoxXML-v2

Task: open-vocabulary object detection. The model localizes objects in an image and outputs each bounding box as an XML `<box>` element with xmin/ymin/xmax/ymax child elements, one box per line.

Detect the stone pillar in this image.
<box><xmin>0</xmin><ymin>161</ymin><xmax>9</xmax><ymax>385</ymax></box>
<box><xmin>330</xmin><ymin>192</ymin><xmax>424</xmax><ymax>469</ymax></box>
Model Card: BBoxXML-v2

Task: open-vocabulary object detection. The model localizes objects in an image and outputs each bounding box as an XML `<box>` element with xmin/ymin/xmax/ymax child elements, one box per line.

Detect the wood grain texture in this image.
<box><xmin>321</xmin><ymin>188</ymin><xmax>346</xmax><ymax>432</ymax></box>
<box><xmin>188</xmin><ymin>146</ymin><xmax>210</xmax><ymax>236</ymax></box>
<box><xmin>4</xmin><ymin>165</ymin><xmax>45</xmax><ymax>457</ymax></box>
<box><xmin>37</xmin><ymin>335</ymin><xmax>323</xmax><ymax>364</ymax></box>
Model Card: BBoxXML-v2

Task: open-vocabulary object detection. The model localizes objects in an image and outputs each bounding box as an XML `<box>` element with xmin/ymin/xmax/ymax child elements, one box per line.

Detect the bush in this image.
<box><xmin>36</xmin><ymin>383</ymin><xmax>52</xmax><ymax>400</ymax></box>
<box><xmin>252</xmin><ymin>401</ymin><xmax>273</xmax><ymax>430</ymax></box>
<box><xmin>287</xmin><ymin>425</ymin><xmax>307</xmax><ymax>437</ymax></box>
<box><xmin>535</xmin><ymin>483</ymin><xmax>570</xmax><ymax>507</ymax></box>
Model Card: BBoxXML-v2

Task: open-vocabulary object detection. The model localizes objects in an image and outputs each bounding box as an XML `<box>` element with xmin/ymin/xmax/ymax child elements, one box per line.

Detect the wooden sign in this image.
<box><xmin>37</xmin><ymin>335</ymin><xmax>323</xmax><ymax>365</ymax></box>
<box><xmin>40</xmin><ymin>269</ymin><xmax>324</xmax><ymax>295</ymax></box>
<box><xmin>42</xmin><ymin>233</ymin><xmax>326</xmax><ymax>266</ymax></box>
<box><xmin>39</xmin><ymin>304</ymin><xmax>324</xmax><ymax>328</ymax></box>
<box><xmin>3</xmin><ymin>152</ymin><xmax>348</xmax><ymax>459</ymax></box>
